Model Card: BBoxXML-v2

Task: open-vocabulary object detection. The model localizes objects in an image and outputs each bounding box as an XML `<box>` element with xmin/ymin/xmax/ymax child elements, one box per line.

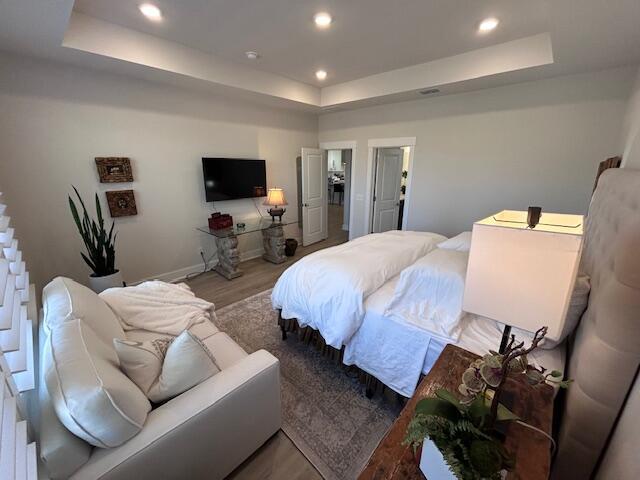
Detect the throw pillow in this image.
<box><xmin>114</xmin><ymin>330</ymin><xmax>220</xmax><ymax>403</ymax></box>
<box><xmin>437</xmin><ymin>231</ymin><xmax>472</xmax><ymax>252</ymax></box>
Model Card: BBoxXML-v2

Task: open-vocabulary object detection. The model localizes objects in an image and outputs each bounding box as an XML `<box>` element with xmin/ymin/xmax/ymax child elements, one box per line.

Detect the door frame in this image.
<box><xmin>366</xmin><ymin>137</ymin><xmax>416</xmax><ymax>234</ymax></box>
<box><xmin>319</xmin><ymin>140</ymin><xmax>357</xmax><ymax>240</ymax></box>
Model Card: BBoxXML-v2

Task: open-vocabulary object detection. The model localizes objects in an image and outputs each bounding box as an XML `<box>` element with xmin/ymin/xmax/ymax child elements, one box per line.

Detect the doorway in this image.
<box><xmin>326</xmin><ymin>149</ymin><xmax>351</xmax><ymax>243</ymax></box>
<box><xmin>366</xmin><ymin>138</ymin><xmax>414</xmax><ymax>234</ymax></box>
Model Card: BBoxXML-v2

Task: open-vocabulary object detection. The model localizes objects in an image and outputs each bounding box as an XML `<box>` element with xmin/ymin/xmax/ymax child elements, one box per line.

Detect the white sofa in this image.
<box><xmin>38</xmin><ymin>277</ymin><xmax>281</xmax><ymax>480</ymax></box>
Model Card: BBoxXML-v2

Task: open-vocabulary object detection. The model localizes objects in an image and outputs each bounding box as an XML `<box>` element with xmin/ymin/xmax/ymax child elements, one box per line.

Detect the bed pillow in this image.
<box><xmin>384</xmin><ymin>248</ymin><xmax>469</xmax><ymax>341</ymax></box>
<box><xmin>437</xmin><ymin>231</ymin><xmax>472</xmax><ymax>252</ymax></box>
<box><xmin>541</xmin><ymin>274</ymin><xmax>591</xmax><ymax>349</ymax></box>
<box><xmin>114</xmin><ymin>330</ymin><xmax>220</xmax><ymax>403</ymax></box>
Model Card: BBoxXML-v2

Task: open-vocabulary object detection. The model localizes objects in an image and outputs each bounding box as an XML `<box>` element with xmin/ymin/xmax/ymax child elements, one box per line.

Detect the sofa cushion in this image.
<box><xmin>43</xmin><ymin>276</ymin><xmax>125</xmax><ymax>343</ymax></box>
<box><xmin>44</xmin><ymin>319</ymin><xmax>151</xmax><ymax>448</ymax></box>
<box><xmin>114</xmin><ymin>330</ymin><xmax>221</xmax><ymax>403</ymax></box>
<box><xmin>202</xmin><ymin>332</ymin><xmax>248</xmax><ymax>370</ymax></box>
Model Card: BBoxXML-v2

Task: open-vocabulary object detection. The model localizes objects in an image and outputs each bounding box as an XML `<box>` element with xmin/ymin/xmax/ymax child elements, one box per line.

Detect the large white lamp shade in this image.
<box><xmin>462</xmin><ymin>210</ymin><xmax>584</xmax><ymax>342</ymax></box>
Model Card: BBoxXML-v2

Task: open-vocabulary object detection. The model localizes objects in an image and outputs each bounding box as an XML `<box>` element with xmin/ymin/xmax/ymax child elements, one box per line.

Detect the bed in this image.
<box><xmin>274</xmin><ymin>168</ymin><xmax>640</xmax><ymax>479</ymax></box>
<box><xmin>273</xmin><ymin>230</ymin><xmax>566</xmax><ymax>398</ymax></box>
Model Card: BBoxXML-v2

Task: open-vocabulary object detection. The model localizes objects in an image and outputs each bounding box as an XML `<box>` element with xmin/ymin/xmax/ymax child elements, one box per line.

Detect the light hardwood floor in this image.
<box><xmin>189</xmin><ymin>205</ymin><xmax>348</xmax><ymax>308</ymax></box>
<box><xmin>188</xmin><ymin>205</ymin><xmax>347</xmax><ymax>479</ymax></box>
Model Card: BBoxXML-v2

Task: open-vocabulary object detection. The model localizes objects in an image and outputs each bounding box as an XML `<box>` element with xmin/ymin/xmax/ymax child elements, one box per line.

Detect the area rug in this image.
<box><xmin>214</xmin><ymin>290</ymin><xmax>401</xmax><ymax>480</ymax></box>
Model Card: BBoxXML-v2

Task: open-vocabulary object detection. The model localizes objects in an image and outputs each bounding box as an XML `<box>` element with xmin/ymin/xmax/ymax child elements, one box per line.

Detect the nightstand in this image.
<box><xmin>359</xmin><ymin>344</ymin><xmax>554</xmax><ymax>480</ymax></box>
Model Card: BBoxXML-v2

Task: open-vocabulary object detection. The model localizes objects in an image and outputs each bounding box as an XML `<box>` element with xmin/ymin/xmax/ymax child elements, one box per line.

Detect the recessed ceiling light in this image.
<box><xmin>478</xmin><ymin>17</ymin><xmax>499</xmax><ymax>33</ymax></box>
<box><xmin>139</xmin><ymin>3</ymin><xmax>162</xmax><ymax>21</ymax></box>
<box><xmin>315</xmin><ymin>70</ymin><xmax>327</xmax><ymax>81</ymax></box>
<box><xmin>245</xmin><ymin>51</ymin><xmax>260</xmax><ymax>60</ymax></box>
<box><xmin>314</xmin><ymin>12</ymin><xmax>332</xmax><ymax>28</ymax></box>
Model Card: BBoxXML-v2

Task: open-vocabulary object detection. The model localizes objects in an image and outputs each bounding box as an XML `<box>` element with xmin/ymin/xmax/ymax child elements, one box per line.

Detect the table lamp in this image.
<box><xmin>263</xmin><ymin>188</ymin><xmax>288</xmax><ymax>222</ymax></box>
<box><xmin>462</xmin><ymin>209</ymin><xmax>584</xmax><ymax>353</ymax></box>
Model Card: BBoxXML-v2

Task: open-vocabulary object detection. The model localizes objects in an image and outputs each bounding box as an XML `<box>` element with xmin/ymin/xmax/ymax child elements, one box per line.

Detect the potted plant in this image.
<box><xmin>405</xmin><ymin>327</ymin><xmax>570</xmax><ymax>480</ymax></box>
<box><xmin>68</xmin><ymin>186</ymin><xmax>122</xmax><ymax>293</ymax></box>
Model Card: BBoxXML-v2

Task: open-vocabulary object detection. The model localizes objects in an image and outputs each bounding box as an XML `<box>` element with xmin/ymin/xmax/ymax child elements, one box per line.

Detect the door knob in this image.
<box><xmin>303</xmin><ymin>203</ymin><xmax>309</xmax><ymax>207</ymax></box>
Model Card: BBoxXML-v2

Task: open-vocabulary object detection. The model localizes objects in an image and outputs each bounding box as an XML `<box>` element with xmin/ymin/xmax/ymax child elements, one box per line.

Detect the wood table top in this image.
<box><xmin>359</xmin><ymin>344</ymin><xmax>554</xmax><ymax>480</ymax></box>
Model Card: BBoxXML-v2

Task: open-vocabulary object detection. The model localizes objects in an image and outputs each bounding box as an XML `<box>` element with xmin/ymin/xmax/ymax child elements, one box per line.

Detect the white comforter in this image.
<box><xmin>271</xmin><ymin>230</ymin><xmax>446</xmax><ymax>348</ymax></box>
<box><xmin>100</xmin><ymin>281</ymin><xmax>216</xmax><ymax>335</ymax></box>
<box><xmin>383</xmin><ymin>248</ymin><xmax>469</xmax><ymax>341</ymax></box>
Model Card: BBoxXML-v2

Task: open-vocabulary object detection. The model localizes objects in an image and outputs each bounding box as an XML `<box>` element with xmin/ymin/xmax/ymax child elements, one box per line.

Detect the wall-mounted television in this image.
<box><xmin>202</xmin><ymin>158</ymin><xmax>267</xmax><ymax>202</ymax></box>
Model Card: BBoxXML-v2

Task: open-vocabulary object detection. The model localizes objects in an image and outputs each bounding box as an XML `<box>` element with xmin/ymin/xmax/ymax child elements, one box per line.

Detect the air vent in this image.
<box><xmin>419</xmin><ymin>88</ymin><xmax>440</xmax><ymax>96</ymax></box>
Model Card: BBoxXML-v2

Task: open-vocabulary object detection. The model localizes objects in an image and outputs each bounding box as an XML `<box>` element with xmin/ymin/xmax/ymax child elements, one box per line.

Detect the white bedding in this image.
<box><xmin>384</xmin><ymin>248</ymin><xmax>468</xmax><ymax>341</ymax></box>
<box><xmin>343</xmin><ymin>275</ymin><xmax>565</xmax><ymax>397</ymax></box>
<box><xmin>272</xmin><ymin>230</ymin><xmax>446</xmax><ymax>348</ymax></box>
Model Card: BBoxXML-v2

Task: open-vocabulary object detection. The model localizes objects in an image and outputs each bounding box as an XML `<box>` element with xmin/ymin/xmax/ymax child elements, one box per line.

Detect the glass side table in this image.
<box><xmin>196</xmin><ymin>218</ymin><xmax>298</xmax><ymax>280</ymax></box>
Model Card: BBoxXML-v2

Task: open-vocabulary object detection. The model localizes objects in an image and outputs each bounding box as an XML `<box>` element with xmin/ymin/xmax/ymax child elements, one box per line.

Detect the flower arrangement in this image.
<box><xmin>404</xmin><ymin>327</ymin><xmax>570</xmax><ymax>480</ymax></box>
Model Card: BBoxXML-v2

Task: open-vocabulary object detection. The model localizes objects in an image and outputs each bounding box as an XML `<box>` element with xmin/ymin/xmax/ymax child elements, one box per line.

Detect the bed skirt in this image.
<box><xmin>278</xmin><ymin>312</ymin><xmax>407</xmax><ymax>402</ymax></box>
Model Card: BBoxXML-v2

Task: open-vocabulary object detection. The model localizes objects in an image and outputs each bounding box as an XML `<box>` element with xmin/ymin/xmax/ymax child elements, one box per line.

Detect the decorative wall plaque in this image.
<box><xmin>106</xmin><ymin>190</ymin><xmax>137</xmax><ymax>217</ymax></box>
<box><xmin>96</xmin><ymin>157</ymin><xmax>134</xmax><ymax>183</ymax></box>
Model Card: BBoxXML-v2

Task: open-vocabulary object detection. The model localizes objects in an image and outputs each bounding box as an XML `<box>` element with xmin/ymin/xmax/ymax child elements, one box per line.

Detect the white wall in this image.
<box><xmin>319</xmin><ymin>67</ymin><xmax>634</xmax><ymax>238</ymax></box>
<box><xmin>0</xmin><ymin>53</ymin><xmax>317</xmax><ymax>289</ymax></box>
<box><xmin>620</xmin><ymin>65</ymin><xmax>640</xmax><ymax>169</ymax></box>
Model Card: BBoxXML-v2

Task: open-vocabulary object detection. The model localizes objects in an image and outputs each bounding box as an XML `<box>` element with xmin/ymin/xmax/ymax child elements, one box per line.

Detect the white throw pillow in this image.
<box><xmin>44</xmin><ymin>319</ymin><xmax>151</xmax><ymax>448</ymax></box>
<box><xmin>437</xmin><ymin>232</ymin><xmax>472</xmax><ymax>252</ymax></box>
<box><xmin>114</xmin><ymin>330</ymin><xmax>220</xmax><ymax>403</ymax></box>
<box><xmin>43</xmin><ymin>276</ymin><xmax>125</xmax><ymax>343</ymax></box>
<box><xmin>541</xmin><ymin>274</ymin><xmax>591</xmax><ymax>349</ymax></box>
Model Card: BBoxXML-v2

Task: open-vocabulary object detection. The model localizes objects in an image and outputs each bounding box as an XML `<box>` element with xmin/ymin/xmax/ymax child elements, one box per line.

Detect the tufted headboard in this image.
<box><xmin>552</xmin><ymin>169</ymin><xmax>640</xmax><ymax>479</ymax></box>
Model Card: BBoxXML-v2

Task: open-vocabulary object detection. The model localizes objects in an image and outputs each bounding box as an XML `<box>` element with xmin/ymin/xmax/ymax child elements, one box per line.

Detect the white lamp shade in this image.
<box><xmin>462</xmin><ymin>210</ymin><xmax>584</xmax><ymax>341</ymax></box>
<box><xmin>263</xmin><ymin>188</ymin><xmax>287</xmax><ymax>207</ymax></box>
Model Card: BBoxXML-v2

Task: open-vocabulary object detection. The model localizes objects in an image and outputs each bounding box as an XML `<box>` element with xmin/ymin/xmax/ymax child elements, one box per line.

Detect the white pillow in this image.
<box><xmin>384</xmin><ymin>248</ymin><xmax>469</xmax><ymax>341</ymax></box>
<box><xmin>114</xmin><ymin>330</ymin><xmax>220</xmax><ymax>403</ymax></box>
<box><xmin>44</xmin><ymin>319</ymin><xmax>151</xmax><ymax>448</ymax></box>
<box><xmin>541</xmin><ymin>274</ymin><xmax>591</xmax><ymax>349</ymax></box>
<box><xmin>437</xmin><ymin>231</ymin><xmax>472</xmax><ymax>252</ymax></box>
<box><xmin>43</xmin><ymin>276</ymin><xmax>125</xmax><ymax>343</ymax></box>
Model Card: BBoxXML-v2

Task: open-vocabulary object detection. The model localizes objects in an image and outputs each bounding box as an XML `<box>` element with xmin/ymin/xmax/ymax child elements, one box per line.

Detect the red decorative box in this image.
<box><xmin>208</xmin><ymin>212</ymin><xmax>233</xmax><ymax>230</ymax></box>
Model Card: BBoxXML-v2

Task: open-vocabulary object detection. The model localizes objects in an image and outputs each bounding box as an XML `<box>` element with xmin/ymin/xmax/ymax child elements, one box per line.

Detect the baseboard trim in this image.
<box><xmin>131</xmin><ymin>228</ymin><xmax>300</xmax><ymax>285</ymax></box>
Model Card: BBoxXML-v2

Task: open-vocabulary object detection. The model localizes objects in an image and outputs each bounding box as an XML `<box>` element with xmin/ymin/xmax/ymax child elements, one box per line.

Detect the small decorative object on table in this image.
<box><xmin>208</xmin><ymin>212</ymin><xmax>233</xmax><ymax>230</ymax></box>
<box><xmin>106</xmin><ymin>190</ymin><xmax>137</xmax><ymax>217</ymax></box>
<box><xmin>237</xmin><ymin>222</ymin><xmax>246</xmax><ymax>229</ymax></box>
<box><xmin>263</xmin><ymin>188</ymin><xmax>288</xmax><ymax>221</ymax></box>
<box><xmin>68</xmin><ymin>186</ymin><xmax>123</xmax><ymax>293</ymax></box>
<box><xmin>404</xmin><ymin>327</ymin><xmax>570</xmax><ymax>480</ymax></box>
<box><xmin>95</xmin><ymin>157</ymin><xmax>134</xmax><ymax>183</ymax></box>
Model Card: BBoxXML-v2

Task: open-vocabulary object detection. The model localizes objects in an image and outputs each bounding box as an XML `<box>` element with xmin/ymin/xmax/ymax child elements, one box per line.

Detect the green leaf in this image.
<box><xmin>435</xmin><ymin>389</ymin><xmax>464</xmax><ymax>411</ymax></box>
<box><xmin>550</xmin><ymin>370</ymin><xmax>563</xmax><ymax>378</ymax></box>
<box><xmin>415</xmin><ymin>397</ymin><xmax>461</xmax><ymax>422</ymax></box>
<box><xmin>495</xmin><ymin>402</ymin><xmax>520</xmax><ymax>422</ymax></box>
<box><xmin>468</xmin><ymin>396</ymin><xmax>491</xmax><ymax>426</ymax></box>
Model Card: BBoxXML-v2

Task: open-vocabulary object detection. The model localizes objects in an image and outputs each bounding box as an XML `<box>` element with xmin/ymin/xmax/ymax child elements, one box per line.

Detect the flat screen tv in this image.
<box><xmin>202</xmin><ymin>158</ymin><xmax>267</xmax><ymax>202</ymax></box>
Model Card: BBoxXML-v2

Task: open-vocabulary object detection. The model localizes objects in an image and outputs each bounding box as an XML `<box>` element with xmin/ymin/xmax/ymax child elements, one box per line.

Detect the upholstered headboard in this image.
<box><xmin>552</xmin><ymin>169</ymin><xmax>640</xmax><ymax>479</ymax></box>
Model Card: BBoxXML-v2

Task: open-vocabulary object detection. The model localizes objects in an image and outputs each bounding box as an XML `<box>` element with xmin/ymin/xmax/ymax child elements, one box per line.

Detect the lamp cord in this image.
<box><xmin>515</xmin><ymin>420</ymin><xmax>556</xmax><ymax>454</ymax></box>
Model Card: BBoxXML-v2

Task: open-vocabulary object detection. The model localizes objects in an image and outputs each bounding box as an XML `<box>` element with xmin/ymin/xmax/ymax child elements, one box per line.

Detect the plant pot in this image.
<box><xmin>419</xmin><ymin>438</ymin><xmax>457</xmax><ymax>480</ymax></box>
<box><xmin>284</xmin><ymin>238</ymin><xmax>298</xmax><ymax>257</ymax></box>
<box><xmin>88</xmin><ymin>270</ymin><xmax>123</xmax><ymax>294</ymax></box>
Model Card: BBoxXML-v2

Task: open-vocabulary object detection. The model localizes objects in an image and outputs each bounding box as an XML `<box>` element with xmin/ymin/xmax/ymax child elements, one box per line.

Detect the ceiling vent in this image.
<box><xmin>419</xmin><ymin>88</ymin><xmax>440</xmax><ymax>96</ymax></box>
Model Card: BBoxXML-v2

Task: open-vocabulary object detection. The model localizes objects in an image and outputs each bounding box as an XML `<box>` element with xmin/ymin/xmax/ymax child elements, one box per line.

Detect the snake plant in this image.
<box><xmin>68</xmin><ymin>186</ymin><xmax>117</xmax><ymax>277</ymax></box>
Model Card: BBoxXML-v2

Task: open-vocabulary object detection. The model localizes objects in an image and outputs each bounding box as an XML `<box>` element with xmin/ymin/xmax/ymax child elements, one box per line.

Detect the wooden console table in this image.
<box><xmin>197</xmin><ymin>218</ymin><xmax>297</xmax><ymax>280</ymax></box>
<box><xmin>359</xmin><ymin>345</ymin><xmax>554</xmax><ymax>480</ymax></box>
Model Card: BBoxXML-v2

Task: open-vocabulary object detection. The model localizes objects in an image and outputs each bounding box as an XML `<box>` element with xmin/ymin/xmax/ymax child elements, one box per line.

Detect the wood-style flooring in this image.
<box><xmin>189</xmin><ymin>205</ymin><xmax>348</xmax><ymax>309</ymax></box>
<box><xmin>188</xmin><ymin>205</ymin><xmax>347</xmax><ymax>479</ymax></box>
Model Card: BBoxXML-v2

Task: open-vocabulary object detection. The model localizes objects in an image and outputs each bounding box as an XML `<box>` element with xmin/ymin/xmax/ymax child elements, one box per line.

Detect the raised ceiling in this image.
<box><xmin>72</xmin><ymin>0</ymin><xmax>550</xmax><ymax>86</ymax></box>
<box><xmin>1</xmin><ymin>0</ymin><xmax>639</xmax><ymax>111</ymax></box>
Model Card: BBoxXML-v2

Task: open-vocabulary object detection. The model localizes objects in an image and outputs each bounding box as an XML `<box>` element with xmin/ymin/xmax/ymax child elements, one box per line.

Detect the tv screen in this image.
<box><xmin>202</xmin><ymin>158</ymin><xmax>267</xmax><ymax>202</ymax></box>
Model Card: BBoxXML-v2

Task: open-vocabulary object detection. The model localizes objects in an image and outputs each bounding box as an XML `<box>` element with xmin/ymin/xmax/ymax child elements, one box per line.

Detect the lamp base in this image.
<box><xmin>268</xmin><ymin>207</ymin><xmax>286</xmax><ymax>222</ymax></box>
<box><xmin>499</xmin><ymin>324</ymin><xmax>512</xmax><ymax>354</ymax></box>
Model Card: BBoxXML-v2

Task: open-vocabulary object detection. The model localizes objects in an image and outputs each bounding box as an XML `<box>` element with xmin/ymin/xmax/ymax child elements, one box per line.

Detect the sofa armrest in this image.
<box><xmin>72</xmin><ymin>350</ymin><xmax>281</xmax><ymax>480</ymax></box>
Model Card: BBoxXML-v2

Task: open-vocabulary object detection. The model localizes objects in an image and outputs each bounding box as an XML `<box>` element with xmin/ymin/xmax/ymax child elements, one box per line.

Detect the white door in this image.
<box><xmin>371</xmin><ymin>147</ymin><xmax>403</xmax><ymax>233</ymax></box>
<box><xmin>301</xmin><ymin>147</ymin><xmax>328</xmax><ymax>246</ymax></box>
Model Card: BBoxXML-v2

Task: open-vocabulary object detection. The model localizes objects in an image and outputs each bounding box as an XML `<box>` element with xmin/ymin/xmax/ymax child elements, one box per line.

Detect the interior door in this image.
<box><xmin>301</xmin><ymin>147</ymin><xmax>328</xmax><ymax>246</ymax></box>
<box><xmin>371</xmin><ymin>147</ymin><xmax>403</xmax><ymax>233</ymax></box>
